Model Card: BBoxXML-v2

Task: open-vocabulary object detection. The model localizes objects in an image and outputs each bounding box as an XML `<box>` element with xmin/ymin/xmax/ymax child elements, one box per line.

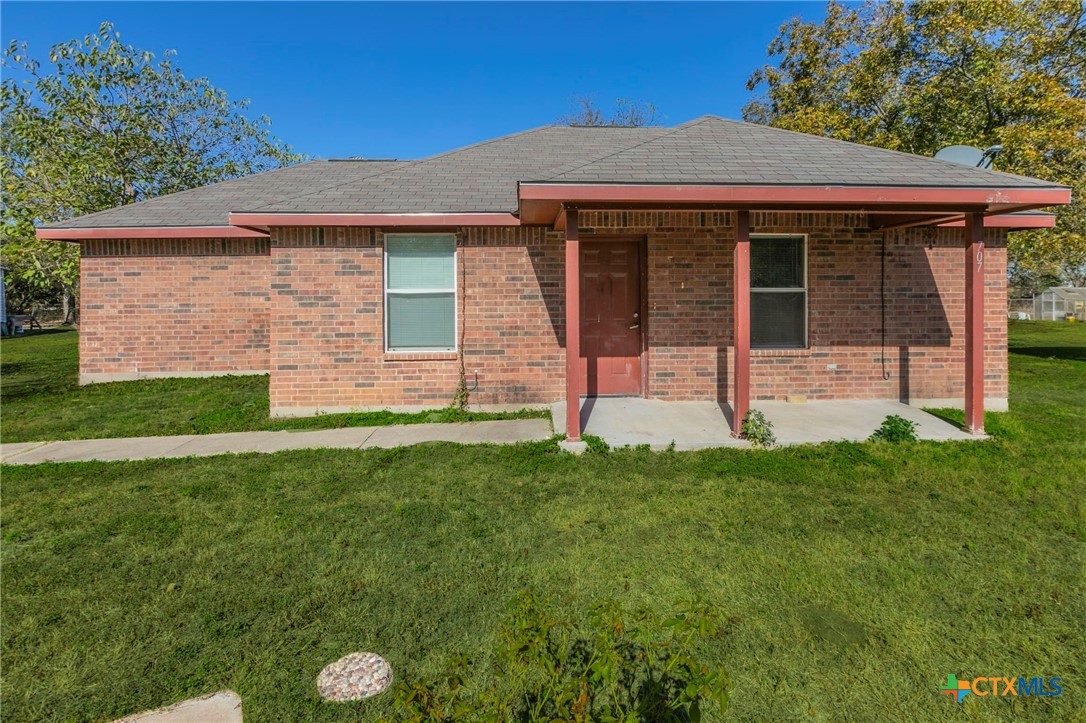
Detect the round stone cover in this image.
<box><xmin>317</xmin><ymin>652</ymin><xmax>393</xmax><ymax>701</ymax></box>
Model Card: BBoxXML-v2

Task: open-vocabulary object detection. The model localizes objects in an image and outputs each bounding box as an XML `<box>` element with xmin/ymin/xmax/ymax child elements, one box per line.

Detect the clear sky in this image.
<box><xmin>1</xmin><ymin>1</ymin><xmax>829</xmax><ymax>160</ymax></box>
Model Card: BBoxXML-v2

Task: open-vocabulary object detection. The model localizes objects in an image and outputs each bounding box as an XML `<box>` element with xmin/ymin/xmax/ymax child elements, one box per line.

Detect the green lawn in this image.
<box><xmin>0</xmin><ymin>329</ymin><xmax>546</xmax><ymax>442</ymax></box>
<box><xmin>2</xmin><ymin>321</ymin><xmax>1084</xmax><ymax>721</ymax></box>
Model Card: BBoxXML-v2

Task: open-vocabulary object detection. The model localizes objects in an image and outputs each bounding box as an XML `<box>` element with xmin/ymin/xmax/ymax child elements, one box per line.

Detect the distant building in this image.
<box><xmin>1034</xmin><ymin>287</ymin><xmax>1086</xmax><ymax>320</ymax></box>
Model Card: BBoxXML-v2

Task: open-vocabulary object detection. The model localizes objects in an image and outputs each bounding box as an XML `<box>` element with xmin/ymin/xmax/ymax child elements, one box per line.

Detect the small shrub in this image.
<box><xmin>388</xmin><ymin>592</ymin><xmax>729</xmax><ymax>722</ymax></box>
<box><xmin>740</xmin><ymin>409</ymin><xmax>777</xmax><ymax>448</ymax></box>
<box><xmin>582</xmin><ymin>433</ymin><xmax>610</xmax><ymax>454</ymax></box>
<box><xmin>869</xmin><ymin>414</ymin><xmax>919</xmax><ymax>443</ymax></box>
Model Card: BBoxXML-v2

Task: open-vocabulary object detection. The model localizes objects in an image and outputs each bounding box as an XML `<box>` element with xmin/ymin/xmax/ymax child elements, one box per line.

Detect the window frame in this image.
<box><xmin>749</xmin><ymin>233</ymin><xmax>808</xmax><ymax>350</ymax></box>
<box><xmin>383</xmin><ymin>233</ymin><xmax>458</xmax><ymax>354</ymax></box>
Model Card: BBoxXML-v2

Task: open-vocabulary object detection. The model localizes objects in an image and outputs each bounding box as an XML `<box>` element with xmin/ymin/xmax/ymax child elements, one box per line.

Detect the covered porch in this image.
<box><xmin>551</xmin><ymin>397</ymin><xmax>978</xmax><ymax>450</ymax></box>
<box><xmin>523</xmin><ymin>186</ymin><xmax>1068</xmax><ymax>447</ymax></box>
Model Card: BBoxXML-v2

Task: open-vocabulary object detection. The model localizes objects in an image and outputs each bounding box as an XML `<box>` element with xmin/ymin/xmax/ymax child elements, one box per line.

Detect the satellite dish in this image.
<box><xmin>935</xmin><ymin>144</ymin><xmax>1003</xmax><ymax>169</ymax></box>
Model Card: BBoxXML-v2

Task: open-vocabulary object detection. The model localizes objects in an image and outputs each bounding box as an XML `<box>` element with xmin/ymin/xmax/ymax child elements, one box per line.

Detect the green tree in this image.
<box><xmin>744</xmin><ymin>0</ymin><xmax>1086</xmax><ymax>292</ymax></box>
<box><xmin>1</xmin><ymin>22</ymin><xmax>302</xmax><ymax>322</ymax></box>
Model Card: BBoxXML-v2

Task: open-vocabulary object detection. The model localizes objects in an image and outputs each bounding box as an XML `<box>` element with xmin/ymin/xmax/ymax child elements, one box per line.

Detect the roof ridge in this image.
<box><xmin>673</xmin><ymin>114</ymin><xmax>725</xmax><ymax>128</ymax></box>
<box><xmin>40</xmin><ymin>160</ymin><xmax>328</xmax><ymax>229</ymax></box>
<box><xmin>539</xmin><ymin>117</ymin><xmax>714</xmax><ymax>181</ymax></box>
<box><xmin>243</xmin><ymin>125</ymin><xmax>558</xmax><ymax>213</ymax></box>
<box><xmin>708</xmin><ymin>117</ymin><xmax>1065</xmax><ymax>187</ymax></box>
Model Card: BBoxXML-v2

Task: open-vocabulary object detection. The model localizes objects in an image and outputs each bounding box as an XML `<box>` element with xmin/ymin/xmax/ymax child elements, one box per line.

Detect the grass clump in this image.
<box><xmin>739</xmin><ymin>408</ymin><xmax>776</xmax><ymax>448</ymax></box>
<box><xmin>868</xmin><ymin>414</ymin><xmax>919</xmax><ymax>443</ymax></box>
<box><xmin>581</xmin><ymin>433</ymin><xmax>610</xmax><ymax>454</ymax></box>
<box><xmin>389</xmin><ymin>593</ymin><xmax>729</xmax><ymax>722</ymax></box>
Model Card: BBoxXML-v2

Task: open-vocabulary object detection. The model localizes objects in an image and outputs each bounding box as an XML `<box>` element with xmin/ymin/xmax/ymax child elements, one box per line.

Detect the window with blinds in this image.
<box><xmin>384</xmin><ymin>234</ymin><xmax>456</xmax><ymax>352</ymax></box>
<box><xmin>751</xmin><ymin>235</ymin><xmax>807</xmax><ymax>349</ymax></box>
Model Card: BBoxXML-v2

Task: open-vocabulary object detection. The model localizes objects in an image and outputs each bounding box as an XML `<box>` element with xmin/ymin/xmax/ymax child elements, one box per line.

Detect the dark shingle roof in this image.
<box><xmin>40</xmin><ymin>159</ymin><xmax>405</xmax><ymax>229</ymax></box>
<box><xmin>546</xmin><ymin>116</ymin><xmax>1059</xmax><ymax>187</ymax></box>
<box><xmin>246</xmin><ymin>125</ymin><xmax>670</xmax><ymax>214</ymax></box>
<box><xmin>44</xmin><ymin>115</ymin><xmax>1065</xmax><ymax>229</ymax></box>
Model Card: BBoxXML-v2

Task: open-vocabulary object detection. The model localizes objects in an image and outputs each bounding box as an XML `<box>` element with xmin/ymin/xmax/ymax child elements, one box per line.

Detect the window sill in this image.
<box><xmin>751</xmin><ymin>347</ymin><xmax>813</xmax><ymax>358</ymax></box>
<box><xmin>384</xmin><ymin>352</ymin><xmax>458</xmax><ymax>362</ymax></box>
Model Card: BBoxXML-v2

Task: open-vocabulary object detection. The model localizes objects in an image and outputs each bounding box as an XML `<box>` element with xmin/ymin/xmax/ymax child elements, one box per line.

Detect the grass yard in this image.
<box><xmin>2</xmin><ymin>321</ymin><xmax>1084</xmax><ymax>721</ymax></box>
<box><xmin>0</xmin><ymin>329</ymin><xmax>546</xmax><ymax>442</ymax></box>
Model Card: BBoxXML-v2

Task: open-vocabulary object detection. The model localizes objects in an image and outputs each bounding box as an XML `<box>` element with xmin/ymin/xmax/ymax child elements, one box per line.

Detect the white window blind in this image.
<box><xmin>385</xmin><ymin>234</ymin><xmax>456</xmax><ymax>351</ymax></box>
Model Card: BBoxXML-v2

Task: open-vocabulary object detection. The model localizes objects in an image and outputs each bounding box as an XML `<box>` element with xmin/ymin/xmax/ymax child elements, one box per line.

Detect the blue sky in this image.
<box><xmin>2</xmin><ymin>2</ymin><xmax>829</xmax><ymax>160</ymax></box>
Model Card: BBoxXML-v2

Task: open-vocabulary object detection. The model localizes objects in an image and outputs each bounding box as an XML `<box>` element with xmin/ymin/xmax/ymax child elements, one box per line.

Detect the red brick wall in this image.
<box><xmin>79</xmin><ymin>238</ymin><xmax>270</xmax><ymax>382</ymax></box>
<box><xmin>574</xmin><ymin>211</ymin><xmax>1007</xmax><ymax>405</ymax></box>
<box><xmin>77</xmin><ymin>215</ymin><xmax>1009</xmax><ymax>412</ymax></box>
<box><xmin>268</xmin><ymin>227</ymin><xmax>565</xmax><ymax>414</ymax></box>
<box><xmin>266</xmin><ymin>215</ymin><xmax>1007</xmax><ymax>415</ymax></box>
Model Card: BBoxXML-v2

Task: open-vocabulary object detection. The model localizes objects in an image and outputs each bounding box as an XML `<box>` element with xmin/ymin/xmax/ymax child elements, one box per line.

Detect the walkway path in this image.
<box><xmin>0</xmin><ymin>419</ymin><xmax>553</xmax><ymax>465</ymax></box>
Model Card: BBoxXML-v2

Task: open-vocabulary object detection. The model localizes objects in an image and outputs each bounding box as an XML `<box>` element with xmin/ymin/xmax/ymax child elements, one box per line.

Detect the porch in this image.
<box><xmin>549</xmin><ymin>202</ymin><xmax>1028</xmax><ymax>443</ymax></box>
<box><xmin>551</xmin><ymin>397</ymin><xmax>979</xmax><ymax>450</ymax></box>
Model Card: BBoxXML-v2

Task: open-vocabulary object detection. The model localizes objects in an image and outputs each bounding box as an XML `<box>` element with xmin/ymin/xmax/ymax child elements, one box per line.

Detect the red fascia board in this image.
<box><xmin>36</xmin><ymin>226</ymin><xmax>269</xmax><ymax>240</ymax></box>
<box><xmin>518</xmin><ymin>183</ymin><xmax>1071</xmax><ymax>208</ymax></box>
<box><xmin>939</xmin><ymin>214</ymin><xmax>1056</xmax><ymax>228</ymax></box>
<box><xmin>228</xmin><ymin>212</ymin><xmax>521</xmax><ymax>228</ymax></box>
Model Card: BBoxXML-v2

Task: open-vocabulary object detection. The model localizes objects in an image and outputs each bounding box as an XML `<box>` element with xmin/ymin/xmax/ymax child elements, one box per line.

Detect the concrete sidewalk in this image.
<box><xmin>0</xmin><ymin>418</ymin><xmax>553</xmax><ymax>465</ymax></box>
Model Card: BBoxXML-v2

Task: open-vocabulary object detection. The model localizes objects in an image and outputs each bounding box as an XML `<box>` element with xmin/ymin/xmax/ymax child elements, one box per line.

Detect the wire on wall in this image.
<box><xmin>453</xmin><ymin>233</ymin><xmax>477</xmax><ymax>408</ymax></box>
<box><xmin>880</xmin><ymin>231</ymin><xmax>892</xmax><ymax>381</ymax></box>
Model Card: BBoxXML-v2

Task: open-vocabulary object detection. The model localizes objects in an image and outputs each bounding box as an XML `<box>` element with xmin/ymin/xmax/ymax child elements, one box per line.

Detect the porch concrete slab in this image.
<box><xmin>551</xmin><ymin>397</ymin><xmax>977</xmax><ymax>450</ymax></box>
<box><xmin>363</xmin><ymin>418</ymin><xmax>553</xmax><ymax>448</ymax></box>
<box><xmin>552</xmin><ymin>398</ymin><xmax>745</xmax><ymax>451</ymax></box>
<box><xmin>5</xmin><ymin>435</ymin><xmax>198</xmax><ymax>465</ymax></box>
<box><xmin>757</xmin><ymin>399</ymin><xmax>978</xmax><ymax>444</ymax></box>
<box><xmin>115</xmin><ymin>690</ymin><xmax>242</xmax><ymax>723</ymax></box>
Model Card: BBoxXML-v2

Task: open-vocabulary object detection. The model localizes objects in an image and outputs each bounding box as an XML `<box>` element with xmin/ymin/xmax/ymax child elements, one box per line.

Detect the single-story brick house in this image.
<box><xmin>37</xmin><ymin>116</ymin><xmax>1071</xmax><ymax>439</ymax></box>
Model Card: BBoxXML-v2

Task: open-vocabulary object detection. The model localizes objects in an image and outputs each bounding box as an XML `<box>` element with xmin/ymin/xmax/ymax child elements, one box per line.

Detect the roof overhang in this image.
<box><xmin>229</xmin><ymin>212</ymin><xmax>520</xmax><ymax>231</ymax></box>
<box><xmin>34</xmin><ymin>185</ymin><xmax>1068</xmax><ymax>240</ymax></box>
<box><xmin>518</xmin><ymin>183</ymin><xmax>1071</xmax><ymax>226</ymax></box>
<box><xmin>36</xmin><ymin>225</ymin><xmax>269</xmax><ymax>240</ymax></box>
<box><xmin>938</xmin><ymin>214</ymin><xmax>1055</xmax><ymax>228</ymax></box>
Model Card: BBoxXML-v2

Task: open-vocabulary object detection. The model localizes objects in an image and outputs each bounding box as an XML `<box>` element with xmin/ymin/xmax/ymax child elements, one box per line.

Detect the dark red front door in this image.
<box><xmin>581</xmin><ymin>241</ymin><xmax>642</xmax><ymax>395</ymax></box>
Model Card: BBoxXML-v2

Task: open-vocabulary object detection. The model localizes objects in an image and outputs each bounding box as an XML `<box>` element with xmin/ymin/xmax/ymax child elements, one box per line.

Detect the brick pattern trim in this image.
<box><xmin>272</xmin><ymin>227</ymin><xmax>378</xmax><ymax>248</ymax></box>
<box><xmin>83</xmin><ymin>238</ymin><xmax>270</xmax><ymax>257</ymax></box>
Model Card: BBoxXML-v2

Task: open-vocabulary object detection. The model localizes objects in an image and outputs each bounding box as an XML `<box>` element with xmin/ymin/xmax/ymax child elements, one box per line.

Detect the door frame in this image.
<box><xmin>579</xmin><ymin>235</ymin><xmax>649</xmax><ymax>396</ymax></box>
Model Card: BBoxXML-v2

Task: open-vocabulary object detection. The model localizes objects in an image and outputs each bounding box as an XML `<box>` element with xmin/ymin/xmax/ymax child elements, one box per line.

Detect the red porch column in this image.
<box><xmin>733</xmin><ymin>209</ymin><xmax>751</xmax><ymax>433</ymax></box>
<box><xmin>565</xmin><ymin>207</ymin><xmax>581</xmax><ymax>440</ymax></box>
<box><xmin>964</xmin><ymin>211</ymin><xmax>986</xmax><ymax>434</ymax></box>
